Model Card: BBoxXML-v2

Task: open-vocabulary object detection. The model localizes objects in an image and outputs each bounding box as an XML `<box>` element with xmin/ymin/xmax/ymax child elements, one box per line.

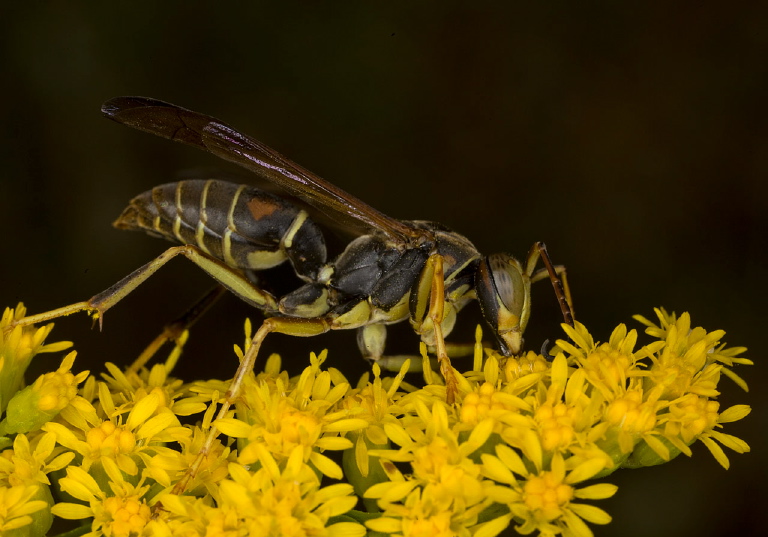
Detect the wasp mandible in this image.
<box><xmin>13</xmin><ymin>97</ymin><xmax>574</xmax><ymax>493</ymax></box>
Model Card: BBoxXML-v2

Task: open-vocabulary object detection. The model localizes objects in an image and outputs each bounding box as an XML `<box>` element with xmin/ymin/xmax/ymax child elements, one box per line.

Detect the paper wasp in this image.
<box><xmin>14</xmin><ymin>97</ymin><xmax>574</xmax><ymax>493</ymax></box>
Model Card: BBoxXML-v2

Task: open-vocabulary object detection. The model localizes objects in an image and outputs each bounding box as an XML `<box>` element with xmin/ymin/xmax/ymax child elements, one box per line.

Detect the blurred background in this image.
<box><xmin>1</xmin><ymin>3</ymin><xmax>766</xmax><ymax>535</ymax></box>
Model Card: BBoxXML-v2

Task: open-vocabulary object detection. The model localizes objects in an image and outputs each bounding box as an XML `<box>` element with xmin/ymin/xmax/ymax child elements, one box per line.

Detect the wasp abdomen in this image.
<box><xmin>114</xmin><ymin>179</ymin><xmax>327</xmax><ymax>279</ymax></box>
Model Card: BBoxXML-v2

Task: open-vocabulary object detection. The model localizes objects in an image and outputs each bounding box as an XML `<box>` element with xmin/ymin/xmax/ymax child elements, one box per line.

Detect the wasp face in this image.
<box><xmin>475</xmin><ymin>253</ymin><xmax>531</xmax><ymax>355</ymax></box>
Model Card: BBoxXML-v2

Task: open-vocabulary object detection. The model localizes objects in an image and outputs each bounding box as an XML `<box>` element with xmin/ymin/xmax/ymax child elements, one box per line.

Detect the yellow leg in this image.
<box><xmin>405</xmin><ymin>253</ymin><xmax>461</xmax><ymax>403</ymax></box>
<box><xmin>425</xmin><ymin>255</ymin><xmax>459</xmax><ymax>404</ymax></box>
<box><xmin>164</xmin><ymin>315</ymin><xmax>331</xmax><ymax>503</ymax></box>
<box><xmin>9</xmin><ymin>245</ymin><xmax>279</xmax><ymax>332</ymax></box>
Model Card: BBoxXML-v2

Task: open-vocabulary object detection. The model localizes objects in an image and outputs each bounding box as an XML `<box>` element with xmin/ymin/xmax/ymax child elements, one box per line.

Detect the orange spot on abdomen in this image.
<box><xmin>247</xmin><ymin>197</ymin><xmax>279</xmax><ymax>220</ymax></box>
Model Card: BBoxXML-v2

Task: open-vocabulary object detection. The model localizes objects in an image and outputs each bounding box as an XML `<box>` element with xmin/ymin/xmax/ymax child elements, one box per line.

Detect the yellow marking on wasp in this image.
<box><xmin>371</xmin><ymin>293</ymin><xmax>410</xmax><ymax>323</ymax></box>
<box><xmin>444</xmin><ymin>253</ymin><xmax>481</xmax><ymax>285</ymax></box>
<box><xmin>318</xmin><ymin>265</ymin><xmax>334</xmax><ymax>284</ymax></box>
<box><xmin>282</xmin><ymin>210</ymin><xmax>309</xmax><ymax>249</ymax></box>
<box><xmin>200</xmin><ymin>180</ymin><xmax>212</xmax><ymax>226</ymax></box>
<box><xmin>283</xmin><ymin>288</ymin><xmax>330</xmax><ymax>318</ymax></box>
<box><xmin>331</xmin><ymin>300</ymin><xmax>372</xmax><ymax>330</ymax></box>
<box><xmin>172</xmin><ymin>183</ymin><xmax>186</xmax><ymax>244</ymax></box>
<box><xmin>220</xmin><ymin>185</ymin><xmax>248</xmax><ymax>268</ymax></box>
<box><xmin>222</xmin><ymin>229</ymin><xmax>237</xmax><ymax>268</ymax></box>
<box><xmin>172</xmin><ymin>217</ymin><xmax>184</xmax><ymax>244</ymax></box>
<box><xmin>245</xmin><ymin>249</ymin><xmax>287</xmax><ymax>270</ymax></box>
<box><xmin>195</xmin><ymin>181</ymin><xmax>213</xmax><ymax>255</ymax></box>
<box><xmin>195</xmin><ymin>222</ymin><xmax>211</xmax><ymax>255</ymax></box>
<box><xmin>227</xmin><ymin>185</ymin><xmax>248</xmax><ymax>230</ymax></box>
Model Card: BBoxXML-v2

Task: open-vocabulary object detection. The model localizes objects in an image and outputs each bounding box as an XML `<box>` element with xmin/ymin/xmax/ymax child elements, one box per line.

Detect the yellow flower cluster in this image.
<box><xmin>0</xmin><ymin>304</ymin><xmax>752</xmax><ymax>537</ymax></box>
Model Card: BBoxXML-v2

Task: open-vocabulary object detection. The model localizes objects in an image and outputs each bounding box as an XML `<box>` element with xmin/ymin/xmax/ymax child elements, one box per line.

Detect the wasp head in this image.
<box><xmin>475</xmin><ymin>253</ymin><xmax>531</xmax><ymax>356</ymax></box>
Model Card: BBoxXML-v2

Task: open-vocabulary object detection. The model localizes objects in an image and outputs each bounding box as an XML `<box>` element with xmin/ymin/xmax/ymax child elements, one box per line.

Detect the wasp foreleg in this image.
<box><xmin>426</xmin><ymin>255</ymin><xmax>460</xmax><ymax>404</ymax></box>
<box><xmin>406</xmin><ymin>254</ymin><xmax>460</xmax><ymax>403</ymax></box>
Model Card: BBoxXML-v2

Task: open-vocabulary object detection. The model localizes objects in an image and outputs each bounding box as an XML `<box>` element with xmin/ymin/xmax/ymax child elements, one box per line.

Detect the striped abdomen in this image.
<box><xmin>114</xmin><ymin>179</ymin><xmax>327</xmax><ymax>280</ymax></box>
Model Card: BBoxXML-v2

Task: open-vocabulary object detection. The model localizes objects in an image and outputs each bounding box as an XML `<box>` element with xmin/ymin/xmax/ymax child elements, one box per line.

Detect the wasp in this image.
<box><xmin>14</xmin><ymin>97</ymin><xmax>574</xmax><ymax>494</ymax></box>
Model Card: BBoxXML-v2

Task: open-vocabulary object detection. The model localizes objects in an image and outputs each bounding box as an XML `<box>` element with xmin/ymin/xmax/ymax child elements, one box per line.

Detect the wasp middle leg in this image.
<box><xmin>164</xmin><ymin>313</ymin><xmax>333</xmax><ymax>503</ymax></box>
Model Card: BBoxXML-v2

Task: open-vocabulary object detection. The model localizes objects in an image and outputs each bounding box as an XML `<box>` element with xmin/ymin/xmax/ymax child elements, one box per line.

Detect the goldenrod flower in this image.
<box><xmin>0</xmin><ymin>432</ymin><xmax>73</xmax><ymax>487</ymax></box>
<box><xmin>0</xmin><ymin>432</ymin><xmax>73</xmax><ymax>537</ymax></box>
<box><xmin>0</xmin><ymin>303</ymin><xmax>71</xmax><ymax>415</ymax></box>
<box><xmin>500</xmin><ymin>350</ymin><xmax>551</xmax><ymax>389</ymax></box>
<box><xmin>365</xmin><ymin>401</ymin><xmax>507</xmax><ymax>535</ymax></box>
<box><xmin>51</xmin><ymin>458</ymin><xmax>164</xmax><ymax>537</ymax></box>
<box><xmin>156</xmin><ymin>494</ymin><xmax>240</xmax><ymax>537</ymax></box>
<box><xmin>557</xmin><ymin>322</ymin><xmax>650</xmax><ymax>400</ymax></box>
<box><xmin>0</xmin><ymin>351</ymin><xmax>88</xmax><ymax>435</ymax></box>
<box><xmin>162</xmin><ymin>446</ymin><xmax>366</xmax><ymax>537</ymax></box>
<box><xmin>161</xmin><ymin>403</ymin><xmax>234</xmax><ymax>496</ymax></box>
<box><xmin>338</xmin><ymin>360</ymin><xmax>413</xmax><ymax>508</ymax></box>
<box><xmin>216</xmin><ymin>350</ymin><xmax>368</xmax><ymax>480</ymax></box>
<box><xmin>695</xmin><ymin>402</ymin><xmax>751</xmax><ymax>469</ymax></box>
<box><xmin>98</xmin><ymin>328</ymin><xmax>208</xmax><ymax>423</ymax></box>
<box><xmin>100</xmin><ymin>359</ymin><xmax>209</xmax><ymax>419</ymax></box>
<box><xmin>0</xmin><ymin>484</ymin><xmax>49</xmax><ymax>536</ymax></box>
<box><xmin>44</xmin><ymin>385</ymin><xmax>189</xmax><ymax>484</ymax></box>
<box><xmin>0</xmin><ymin>420</ymin><xmax>74</xmax><ymax>536</ymax></box>
<box><xmin>366</xmin><ymin>484</ymin><xmax>501</xmax><ymax>537</ymax></box>
<box><xmin>459</xmin><ymin>377</ymin><xmax>531</xmax><ymax>431</ymax></box>
<box><xmin>0</xmin><ymin>302</ymin><xmax>751</xmax><ymax>536</ymax></box>
<box><xmin>625</xmin><ymin>311</ymin><xmax>751</xmax><ymax>468</ymax></box>
<box><xmin>483</xmin><ymin>447</ymin><xmax>617</xmax><ymax>537</ymax></box>
<box><xmin>554</xmin><ymin>310</ymin><xmax>752</xmax><ymax>472</ymax></box>
<box><xmin>634</xmin><ymin>308</ymin><xmax>753</xmax><ymax>390</ymax></box>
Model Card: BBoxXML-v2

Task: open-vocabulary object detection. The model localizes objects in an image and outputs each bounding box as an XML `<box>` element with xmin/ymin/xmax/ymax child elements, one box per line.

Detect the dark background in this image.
<box><xmin>1</xmin><ymin>3</ymin><xmax>765</xmax><ymax>536</ymax></box>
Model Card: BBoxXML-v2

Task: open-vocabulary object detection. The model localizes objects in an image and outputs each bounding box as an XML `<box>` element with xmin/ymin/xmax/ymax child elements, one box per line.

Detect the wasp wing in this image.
<box><xmin>102</xmin><ymin>96</ymin><xmax>418</xmax><ymax>242</ymax></box>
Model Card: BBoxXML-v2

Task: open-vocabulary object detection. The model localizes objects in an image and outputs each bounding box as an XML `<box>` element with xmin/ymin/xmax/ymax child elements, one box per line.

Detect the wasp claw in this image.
<box><xmin>541</xmin><ymin>339</ymin><xmax>555</xmax><ymax>360</ymax></box>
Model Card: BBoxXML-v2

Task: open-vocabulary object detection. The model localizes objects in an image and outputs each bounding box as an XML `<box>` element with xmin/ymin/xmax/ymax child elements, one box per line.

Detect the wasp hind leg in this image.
<box><xmin>9</xmin><ymin>245</ymin><xmax>280</xmax><ymax>332</ymax></box>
